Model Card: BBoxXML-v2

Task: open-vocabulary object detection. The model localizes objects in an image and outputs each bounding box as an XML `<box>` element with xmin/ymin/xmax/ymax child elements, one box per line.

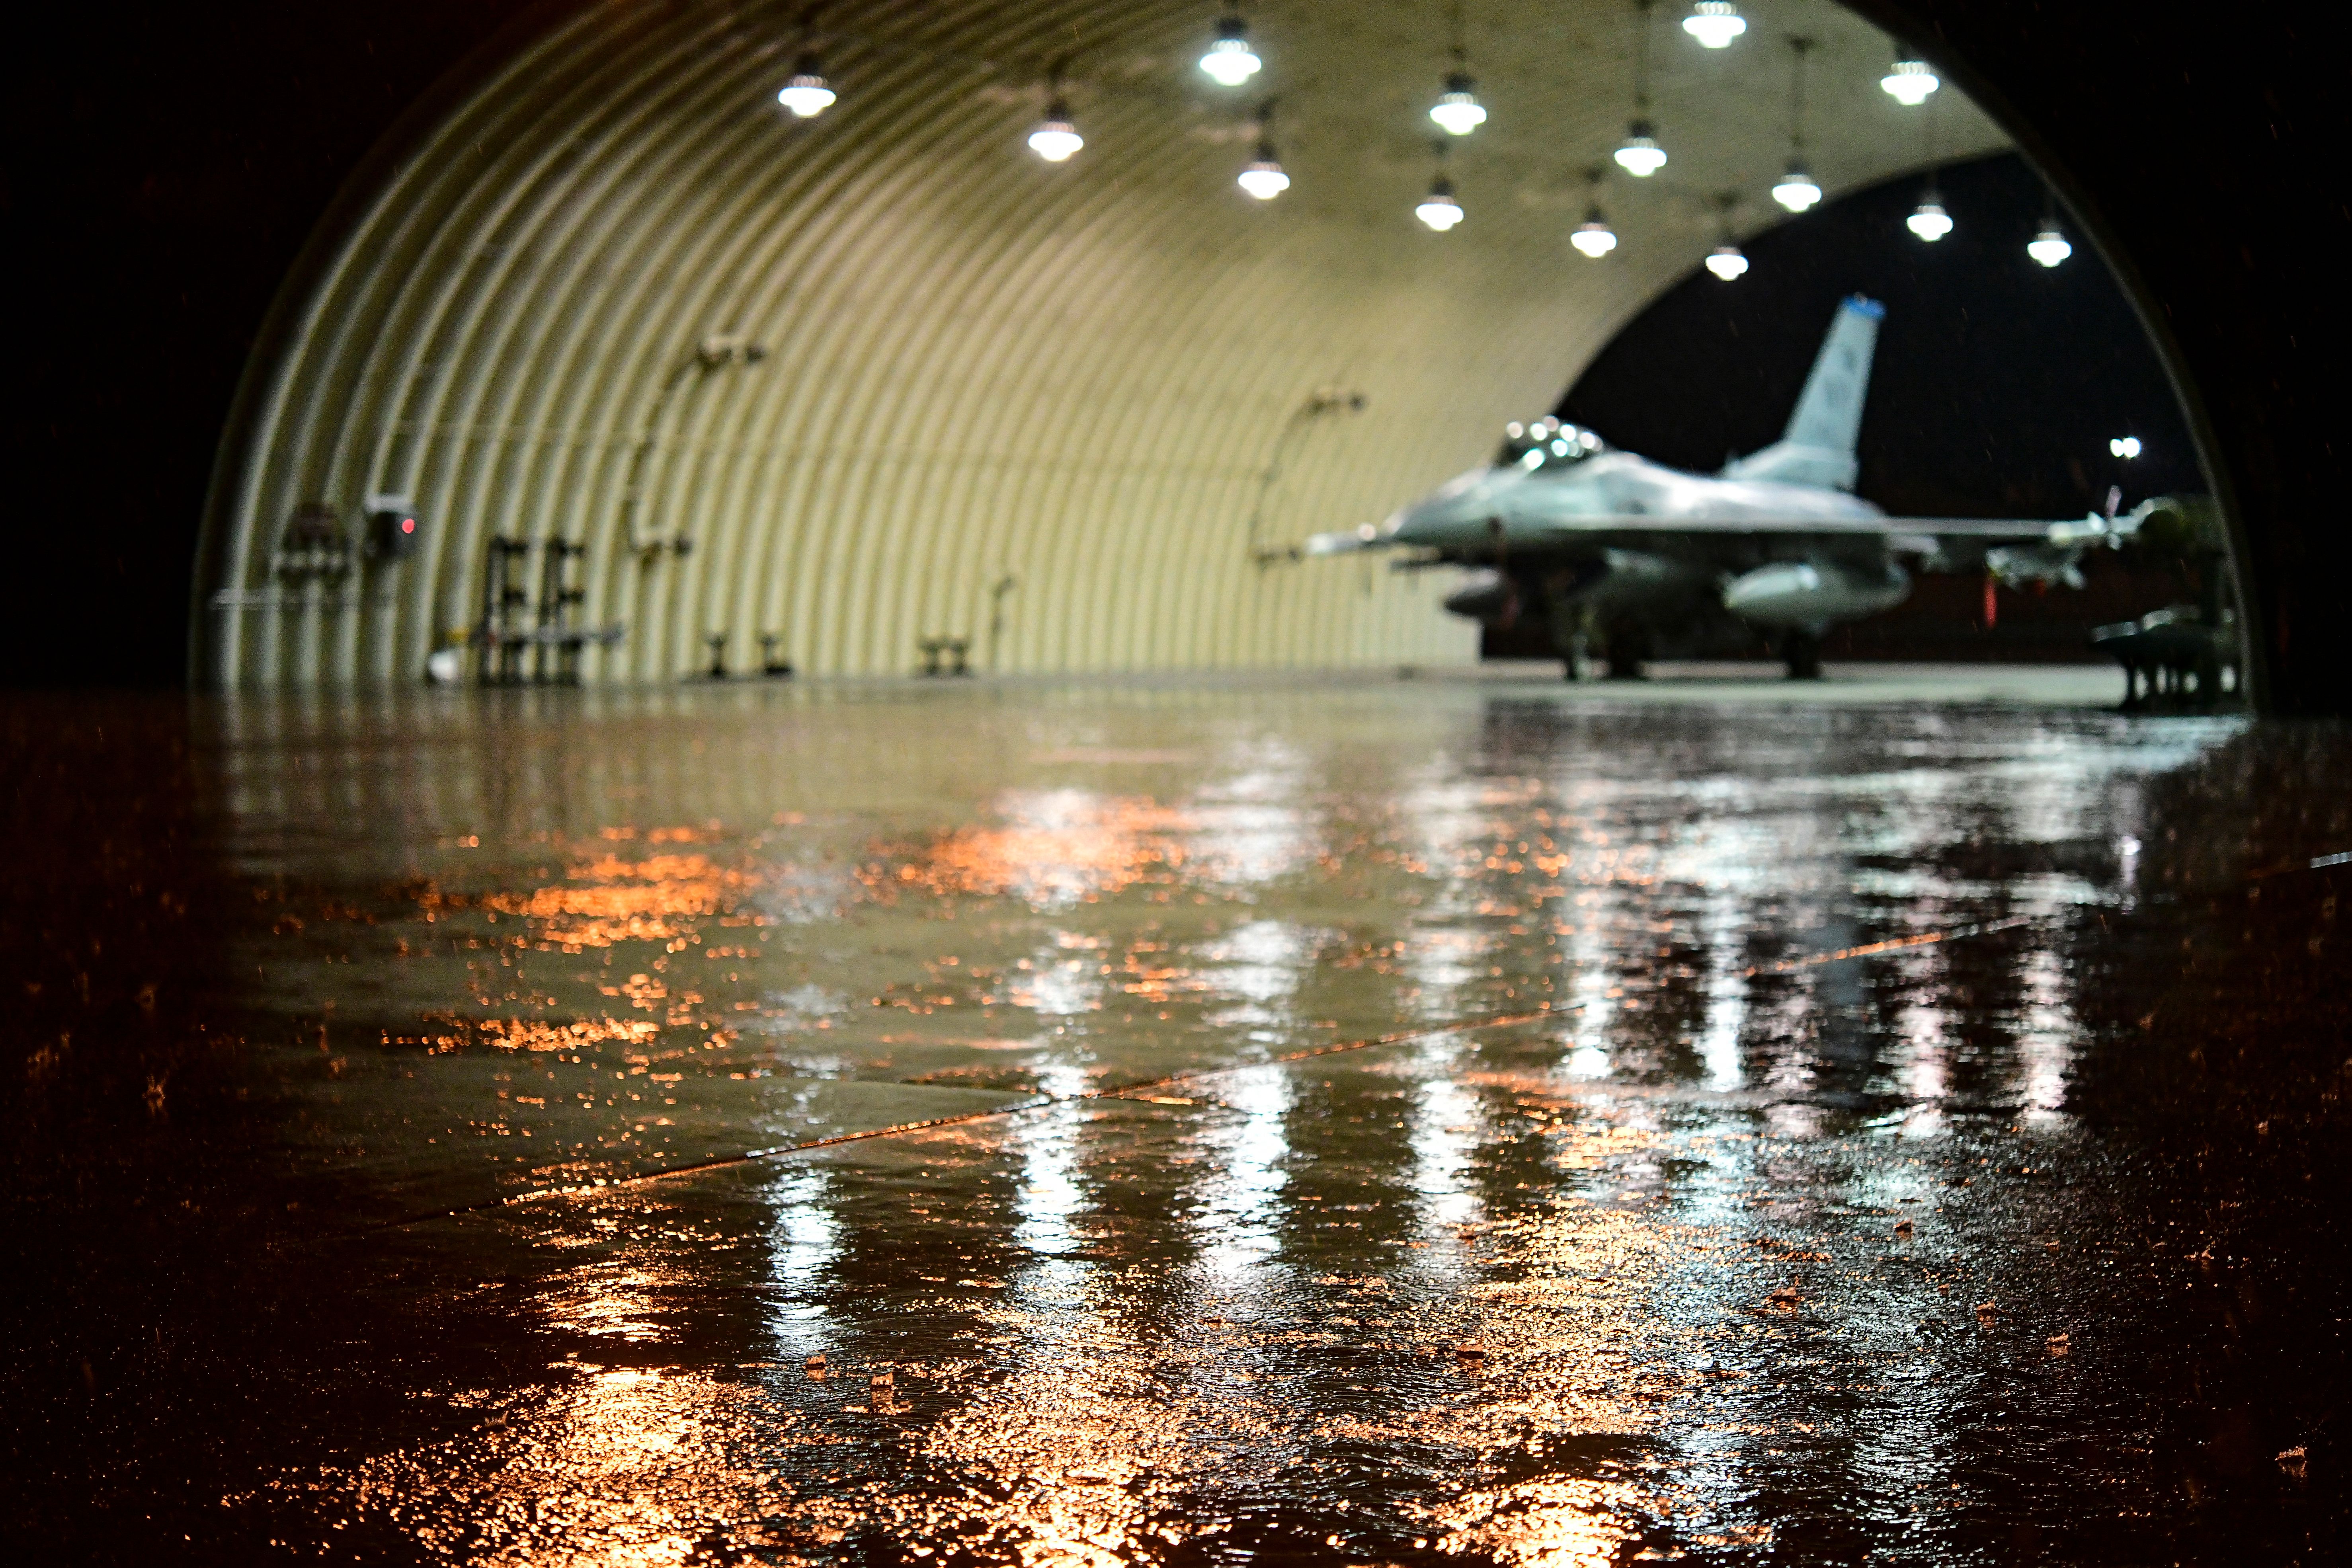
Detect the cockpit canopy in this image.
<box><xmin>1494</xmin><ymin>416</ymin><xmax>1606</xmax><ymax>471</ymax></box>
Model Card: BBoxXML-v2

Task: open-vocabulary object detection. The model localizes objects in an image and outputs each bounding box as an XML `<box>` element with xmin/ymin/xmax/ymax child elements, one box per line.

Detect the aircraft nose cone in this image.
<box><xmin>1386</xmin><ymin>502</ymin><xmax>1435</xmax><ymax>544</ymax></box>
<box><xmin>1388</xmin><ymin>468</ymin><xmax>1499</xmax><ymax>548</ymax></box>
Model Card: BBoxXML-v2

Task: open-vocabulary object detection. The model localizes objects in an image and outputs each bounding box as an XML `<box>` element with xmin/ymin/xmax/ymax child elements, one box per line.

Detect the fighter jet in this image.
<box><xmin>1309</xmin><ymin>295</ymin><xmax>2144</xmax><ymax>678</ymax></box>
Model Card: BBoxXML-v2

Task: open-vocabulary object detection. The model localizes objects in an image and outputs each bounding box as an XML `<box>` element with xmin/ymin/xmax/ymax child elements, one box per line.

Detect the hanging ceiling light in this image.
<box><xmin>1616</xmin><ymin>124</ymin><xmax>1666</xmax><ymax>177</ymax></box>
<box><xmin>1429</xmin><ymin>1</ymin><xmax>1487</xmax><ymax>135</ymax></box>
<box><xmin>1613</xmin><ymin>4</ymin><xmax>1666</xmax><ymax>177</ymax></box>
<box><xmin>1880</xmin><ymin>58</ymin><xmax>1939</xmax><ymax>106</ymax></box>
<box><xmin>1238</xmin><ymin>144</ymin><xmax>1290</xmax><ymax>198</ymax></box>
<box><xmin>1028</xmin><ymin>96</ymin><xmax>1083</xmax><ymax>162</ymax></box>
<box><xmin>2027</xmin><ymin>190</ymin><xmax>2071</xmax><ymax>265</ymax></box>
<box><xmin>1682</xmin><ymin>2</ymin><xmax>1745</xmax><ymax>48</ymax></box>
<box><xmin>1571</xmin><ymin>206</ymin><xmax>1618</xmax><ymax>258</ymax></box>
<box><xmin>1770</xmin><ymin>38</ymin><xmax>1820</xmax><ymax>212</ymax></box>
<box><xmin>1431</xmin><ymin>70</ymin><xmax>1487</xmax><ymax>135</ymax></box>
<box><xmin>1570</xmin><ymin>170</ymin><xmax>1615</xmax><ymax>257</ymax></box>
<box><xmin>776</xmin><ymin>15</ymin><xmax>837</xmax><ymax>119</ymax></box>
<box><xmin>1704</xmin><ymin>193</ymin><xmax>1746</xmax><ymax>278</ymax></box>
<box><xmin>1906</xmin><ymin>181</ymin><xmax>1953</xmax><ymax>240</ymax></box>
<box><xmin>1200</xmin><ymin>13</ymin><xmax>1263</xmax><ymax>87</ymax></box>
<box><xmin>1237</xmin><ymin>103</ymin><xmax>1289</xmax><ymax>199</ymax></box>
<box><xmin>1416</xmin><ymin>140</ymin><xmax>1464</xmax><ymax>229</ymax></box>
<box><xmin>1416</xmin><ymin>176</ymin><xmax>1464</xmax><ymax>231</ymax></box>
<box><xmin>777</xmin><ymin>53</ymin><xmax>837</xmax><ymax>118</ymax></box>
<box><xmin>1772</xmin><ymin>159</ymin><xmax>1820</xmax><ymax>212</ymax></box>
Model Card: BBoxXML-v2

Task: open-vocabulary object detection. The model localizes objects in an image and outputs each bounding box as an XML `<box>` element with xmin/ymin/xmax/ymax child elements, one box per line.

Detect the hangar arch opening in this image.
<box><xmin>193</xmin><ymin>0</ymin><xmax>2228</xmax><ymax>697</ymax></box>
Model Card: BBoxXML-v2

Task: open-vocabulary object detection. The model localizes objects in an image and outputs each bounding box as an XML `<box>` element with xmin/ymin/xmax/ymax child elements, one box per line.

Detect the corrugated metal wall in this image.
<box><xmin>195</xmin><ymin>0</ymin><xmax>2003</xmax><ymax>688</ymax></box>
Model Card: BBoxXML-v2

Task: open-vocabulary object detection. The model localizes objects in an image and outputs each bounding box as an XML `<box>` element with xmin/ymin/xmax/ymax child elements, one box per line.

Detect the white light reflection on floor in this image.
<box><xmin>1889</xmin><ymin>944</ymin><xmax>1952</xmax><ymax>1138</ymax></box>
<box><xmin>1192</xmin><ymin>751</ymin><xmax>1310</xmax><ymax>887</ymax></box>
<box><xmin>763</xmin><ymin>1168</ymin><xmax>841</xmax><ymax>1359</ymax></box>
<box><xmin>1188</xmin><ymin>1063</ymin><xmax>1293</xmax><ymax>1287</ymax></box>
<box><xmin>1200</xmin><ymin>918</ymin><xmax>1315</xmax><ymax>1031</ymax></box>
<box><xmin>1404</xmin><ymin>1043</ymin><xmax>1484</xmax><ymax>1255</ymax></box>
<box><xmin>2011</xmin><ymin>944</ymin><xmax>2077</xmax><ymax>1119</ymax></box>
<box><xmin>1695</xmin><ymin>889</ymin><xmax>1749</xmax><ymax>1090</ymax></box>
<box><xmin>1014</xmin><ymin>1061</ymin><xmax>1091</xmax><ymax>1264</ymax></box>
<box><xmin>1561</xmin><ymin>905</ymin><xmax>1617</xmax><ymax>1081</ymax></box>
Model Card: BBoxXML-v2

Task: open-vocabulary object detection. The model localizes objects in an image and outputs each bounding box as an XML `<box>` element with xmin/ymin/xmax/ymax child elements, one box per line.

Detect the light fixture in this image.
<box><xmin>1772</xmin><ymin>159</ymin><xmax>1820</xmax><ymax>212</ymax></box>
<box><xmin>777</xmin><ymin>12</ymin><xmax>837</xmax><ymax>119</ymax></box>
<box><xmin>1429</xmin><ymin>1</ymin><xmax>1487</xmax><ymax>135</ymax></box>
<box><xmin>1614</xmin><ymin>3</ymin><xmax>1667</xmax><ymax>177</ymax></box>
<box><xmin>1431</xmin><ymin>70</ymin><xmax>1487</xmax><ymax>135</ymax></box>
<box><xmin>1704</xmin><ymin>192</ymin><xmax>1746</xmax><ymax>278</ymax></box>
<box><xmin>777</xmin><ymin>54</ymin><xmax>837</xmax><ymax>118</ymax></box>
<box><xmin>2110</xmin><ymin>436</ymin><xmax>2141</xmax><ymax>459</ymax></box>
<box><xmin>1570</xmin><ymin>169</ymin><xmax>1615</xmax><ymax>257</ymax></box>
<box><xmin>1238</xmin><ymin>148</ymin><xmax>1290</xmax><ymax>199</ymax></box>
<box><xmin>1200</xmin><ymin>13</ymin><xmax>1262</xmax><ymax>87</ymax></box>
<box><xmin>2027</xmin><ymin>189</ymin><xmax>2071</xmax><ymax>266</ymax></box>
<box><xmin>1771</xmin><ymin>38</ymin><xmax>1819</xmax><ymax>212</ymax></box>
<box><xmin>1237</xmin><ymin>101</ymin><xmax>1289</xmax><ymax>199</ymax></box>
<box><xmin>2027</xmin><ymin>225</ymin><xmax>2072</xmax><ymax>267</ymax></box>
<box><xmin>1880</xmin><ymin>58</ymin><xmax>1939</xmax><ymax>106</ymax></box>
<box><xmin>1906</xmin><ymin>178</ymin><xmax>1953</xmax><ymax>240</ymax></box>
<box><xmin>1616</xmin><ymin>125</ymin><xmax>1666</xmax><ymax>176</ymax></box>
<box><xmin>1029</xmin><ymin>101</ymin><xmax>1083</xmax><ymax>162</ymax></box>
<box><xmin>1416</xmin><ymin>177</ymin><xmax>1464</xmax><ymax>230</ymax></box>
<box><xmin>1416</xmin><ymin>141</ymin><xmax>1464</xmax><ymax>229</ymax></box>
<box><xmin>1683</xmin><ymin>1</ymin><xmax>1745</xmax><ymax>48</ymax></box>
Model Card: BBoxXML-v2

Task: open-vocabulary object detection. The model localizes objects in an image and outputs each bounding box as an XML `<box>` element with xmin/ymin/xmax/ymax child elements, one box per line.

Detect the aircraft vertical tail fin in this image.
<box><xmin>1721</xmin><ymin>294</ymin><xmax>1884</xmax><ymax>491</ymax></box>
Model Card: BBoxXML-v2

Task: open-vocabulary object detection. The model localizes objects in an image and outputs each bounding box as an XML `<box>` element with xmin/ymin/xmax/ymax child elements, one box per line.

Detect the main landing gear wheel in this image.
<box><xmin>1780</xmin><ymin>630</ymin><xmax>1824</xmax><ymax>681</ymax></box>
<box><xmin>1601</xmin><ymin>620</ymin><xmax>1652</xmax><ymax>681</ymax></box>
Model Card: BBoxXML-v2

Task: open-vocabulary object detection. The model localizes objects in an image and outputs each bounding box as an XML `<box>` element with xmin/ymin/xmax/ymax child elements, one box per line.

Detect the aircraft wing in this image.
<box><xmin>1495</xmin><ymin>515</ymin><xmax>2113</xmax><ymax>542</ymax></box>
<box><xmin>1308</xmin><ymin>507</ymin><xmax>2140</xmax><ymax>555</ymax></box>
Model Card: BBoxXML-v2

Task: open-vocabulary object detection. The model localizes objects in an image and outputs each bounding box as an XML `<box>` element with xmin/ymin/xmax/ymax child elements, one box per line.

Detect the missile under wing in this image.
<box><xmin>1310</xmin><ymin>295</ymin><xmax>2145</xmax><ymax>679</ymax></box>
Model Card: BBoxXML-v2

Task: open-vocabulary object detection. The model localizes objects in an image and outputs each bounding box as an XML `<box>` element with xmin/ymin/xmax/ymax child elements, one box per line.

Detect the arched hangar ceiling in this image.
<box><xmin>197</xmin><ymin>0</ymin><xmax>2003</xmax><ymax>687</ymax></box>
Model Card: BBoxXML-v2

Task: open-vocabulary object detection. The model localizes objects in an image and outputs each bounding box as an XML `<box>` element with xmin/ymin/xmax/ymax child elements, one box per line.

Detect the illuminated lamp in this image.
<box><xmin>1200</xmin><ymin>15</ymin><xmax>1262</xmax><ymax>87</ymax></box>
<box><xmin>1683</xmin><ymin>2</ymin><xmax>1745</xmax><ymax>47</ymax></box>
<box><xmin>1615</xmin><ymin>121</ymin><xmax>1667</xmax><ymax>177</ymax></box>
<box><xmin>1906</xmin><ymin>187</ymin><xmax>1953</xmax><ymax>240</ymax></box>
<box><xmin>777</xmin><ymin>55</ymin><xmax>837</xmax><ymax>118</ymax></box>
<box><xmin>1880</xmin><ymin>59</ymin><xmax>1939</xmax><ymax>106</ymax></box>
<box><xmin>1416</xmin><ymin>176</ymin><xmax>1464</xmax><ymax>231</ymax></box>
<box><xmin>1571</xmin><ymin>207</ymin><xmax>1618</xmax><ymax>258</ymax></box>
<box><xmin>1238</xmin><ymin>140</ymin><xmax>1290</xmax><ymax>199</ymax></box>
<box><xmin>1028</xmin><ymin>101</ymin><xmax>1083</xmax><ymax>162</ymax></box>
<box><xmin>1772</xmin><ymin>160</ymin><xmax>1820</xmax><ymax>212</ymax></box>
<box><xmin>1431</xmin><ymin>72</ymin><xmax>1488</xmax><ymax>135</ymax></box>
<box><xmin>1706</xmin><ymin>244</ymin><xmax>1748</xmax><ymax>280</ymax></box>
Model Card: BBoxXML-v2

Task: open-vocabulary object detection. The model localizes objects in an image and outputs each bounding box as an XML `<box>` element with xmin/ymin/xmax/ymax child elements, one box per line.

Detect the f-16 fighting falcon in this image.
<box><xmin>1310</xmin><ymin>295</ymin><xmax>2149</xmax><ymax>679</ymax></box>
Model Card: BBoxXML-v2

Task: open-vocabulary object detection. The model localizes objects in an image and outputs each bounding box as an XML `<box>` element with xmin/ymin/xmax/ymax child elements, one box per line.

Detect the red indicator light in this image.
<box><xmin>401</xmin><ymin>518</ymin><xmax>416</xmax><ymax>533</ymax></box>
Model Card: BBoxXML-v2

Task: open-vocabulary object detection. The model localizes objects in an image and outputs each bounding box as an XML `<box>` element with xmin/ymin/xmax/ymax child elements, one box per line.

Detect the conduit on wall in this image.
<box><xmin>195</xmin><ymin>0</ymin><xmax>2003</xmax><ymax>688</ymax></box>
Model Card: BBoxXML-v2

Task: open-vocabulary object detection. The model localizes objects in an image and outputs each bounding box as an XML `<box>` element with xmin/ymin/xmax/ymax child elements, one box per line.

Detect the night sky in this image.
<box><xmin>1559</xmin><ymin>151</ymin><xmax>2206</xmax><ymax>522</ymax></box>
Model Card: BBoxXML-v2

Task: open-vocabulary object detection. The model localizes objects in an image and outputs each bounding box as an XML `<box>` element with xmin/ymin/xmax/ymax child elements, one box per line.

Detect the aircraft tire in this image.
<box><xmin>1597</xmin><ymin>617</ymin><xmax>1651</xmax><ymax>680</ymax></box>
<box><xmin>1781</xmin><ymin>631</ymin><xmax>1824</xmax><ymax>681</ymax></box>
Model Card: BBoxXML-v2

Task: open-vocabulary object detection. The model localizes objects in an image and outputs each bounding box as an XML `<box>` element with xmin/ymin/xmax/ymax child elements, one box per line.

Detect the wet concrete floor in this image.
<box><xmin>5</xmin><ymin>670</ymin><xmax>2349</xmax><ymax>1564</ymax></box>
